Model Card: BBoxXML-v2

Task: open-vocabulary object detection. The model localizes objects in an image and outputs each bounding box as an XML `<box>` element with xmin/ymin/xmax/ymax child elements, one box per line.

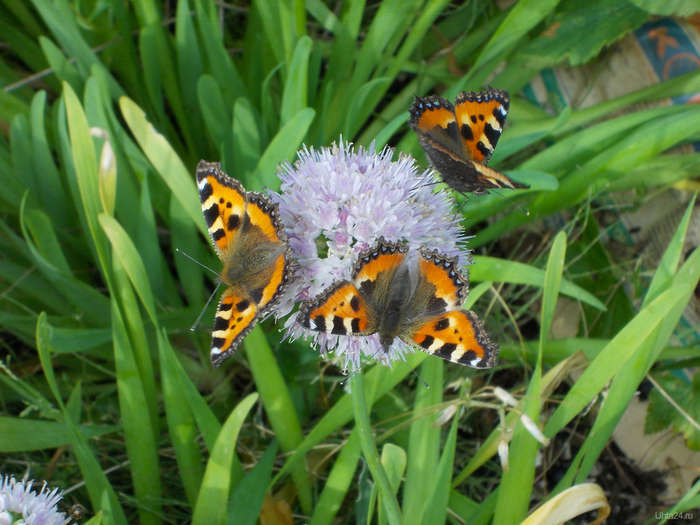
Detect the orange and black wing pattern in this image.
<box><xmin>409</xmin><ymin>95</ymin><xmax>466</xmax><ymax>176</ymax></box>
<box><xmin>210</xmin><ymin>288</ymin><xmax>257</xmax><ymax>366</ymax></box>
<box><xmin>196</xmin><ymin>160</ymin><xmax>246</xmax><ymax>258</ymax></box>
<box><xmin>351</xmin><ymin>237</ymin><xmax>408</xmax><ymax>302</ymax></box>
<box><xmin>405</xmin><ymin>309</ymin><xmax>497</xmax><ymax>368</ymax></box>
<box><xmin>409</xmin><ymin>89</ymin><xmax>528</xmax><ymax>194</ymax></box>
<box><xmin>417</xmin><ymin>248</ymin><xmax>469</xmax><ymax>311</ymax></box>
<box><xmin>244</xmin><ymin>191</ymin><xmax>292</xmax><ymax>315</ymax></box>
<box><xmin>196</xmin><ymin>161</ymin><xmax>292</xmax><ymax>366</ymax></box>
<box><xmin>454</xmin><ymin>87</ymin><xmax>509</xmax><ymax>164</ymax></box>
<box><xmin>299</xmin><ymin>281</ymin><xmax>374</xmax><ymax>336</ymax></box>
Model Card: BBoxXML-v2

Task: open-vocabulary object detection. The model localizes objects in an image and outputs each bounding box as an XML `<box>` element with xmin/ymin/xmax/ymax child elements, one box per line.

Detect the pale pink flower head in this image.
<box><xmin>0</xmin><ymin>475</ymin><xmax>68</xmax><ymax>525</ymax></box>
<box><xmin>271</xmin><ymin>140</ymin><xmax>470</xmax><ymax>370</ymax></box>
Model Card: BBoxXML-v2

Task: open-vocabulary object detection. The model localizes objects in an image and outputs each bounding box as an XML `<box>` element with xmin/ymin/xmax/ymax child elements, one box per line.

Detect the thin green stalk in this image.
<box><xmin>351</xmin><ymin>371</ymin><xmax>402</xmax><ymax>525</ymax></box>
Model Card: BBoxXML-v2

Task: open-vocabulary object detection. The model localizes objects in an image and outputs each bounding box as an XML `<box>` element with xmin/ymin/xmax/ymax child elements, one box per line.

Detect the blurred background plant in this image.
<box><xmin>1</xmin><ymin>1</ymin><xmax>699</xmax><ymax>524</ymax></box>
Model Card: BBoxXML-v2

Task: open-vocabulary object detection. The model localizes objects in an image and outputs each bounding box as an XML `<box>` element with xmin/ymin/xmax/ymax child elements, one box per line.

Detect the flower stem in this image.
<box><xmin>351</xmin><ymin>371</ymin><xmax>403</xmax><ymax>525</ymax></box>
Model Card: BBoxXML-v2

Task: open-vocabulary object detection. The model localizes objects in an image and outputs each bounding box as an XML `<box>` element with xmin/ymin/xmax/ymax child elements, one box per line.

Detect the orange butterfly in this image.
<box><xmin>410</xmin><ymin>88</ymin><xmax>528</xmax><ymax>194</ymax></box>
<box><xmin>299</xmin><ymin>238</ymin><xmax>497</xmax><ymax>368</ymax></box>
<box><xmin>196</xmin><ymin>161</ymin><xmax>292</xmax><ymax>366</ymax></box>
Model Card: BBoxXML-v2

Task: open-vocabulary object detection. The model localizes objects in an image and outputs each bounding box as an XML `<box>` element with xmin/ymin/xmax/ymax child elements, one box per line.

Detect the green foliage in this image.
<box><xmin>1</xmin><ymin>1</ymin><xmax>699</xmax><ymax>524</ymax></box>
<box><xmin>646</xmin><ymin>373</ymin><xmax>700</xmax><ymax>449</ymax></box>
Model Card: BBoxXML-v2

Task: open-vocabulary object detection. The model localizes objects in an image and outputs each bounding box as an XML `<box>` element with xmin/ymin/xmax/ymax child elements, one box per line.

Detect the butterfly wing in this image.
<box><xmin>410</xmin><ymin>91</ymin><xmax>528</xmax><ymax>194</ymax></box>
<box><xmin>403</xmin><ymin>309</ymin><xmax>497</xmax><ymax>368</ymax></box>
<box><xmin>414</xmin><ymin>247</ymin><xmax>469</xmax><ymax>313</ymax></box>
<box><xmin>196</xmin><ymin>161</ymin><xmax>247</xmax><ymax>257</ymax></box>
<box><xmin>197</xmin><ymin>161</ymin><xmax>292</xmax><ymax>366</ymax></box>
<box><xmin>351</xmin><ymin>237</ymin><xmax>408</xmax><ymax>301</ymax></box>
<box><xmin>243</xmin><ymin>191</ymin><xmax>292</xmax><ymax>315</ymax></box>
<box><xmin>453</xmin><ymin>88</ymin><xmax>510</xmax><ymax>164</ymax></box>
<box><xmin>300</xmin><ymin>281</ymin><xmax>375</xmax><ymax>335</ymax></box>
<box><xmin>210</xmin><ymin>287</ymin><xmax>258</xmax><ymax>366</ymax></box>
<box><xmin>409</xmin><ymin>95</ymin><xmax>467</xmax><ymax>168</ymax></box>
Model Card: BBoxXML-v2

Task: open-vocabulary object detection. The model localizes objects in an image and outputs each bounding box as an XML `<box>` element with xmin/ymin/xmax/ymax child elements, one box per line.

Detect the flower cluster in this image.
<box><xmin>270</xmin><ymin>140</ymin><xmax>468</xmax><ymax>370</ymax></box>
<box><xmin>0</xmin><ymin>475</ymin><xmax>68</xmax><ymax>525</ymax></box>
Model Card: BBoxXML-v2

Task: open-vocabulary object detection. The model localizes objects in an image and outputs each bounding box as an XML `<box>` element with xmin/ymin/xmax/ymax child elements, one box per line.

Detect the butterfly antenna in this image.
<box><xmin>410</xmin><ymin>368</ymin><xmax>430</xmax><ymax>389</ymax></box>
<box><xmin>190</xmin><ymin>282</ymin><xmax>222</xmax><ymax>331</ymax></box>
<box><xmin>175</xmin><ymin>248</ymin><xmax>219</xmax><ymax>277</ymax></box>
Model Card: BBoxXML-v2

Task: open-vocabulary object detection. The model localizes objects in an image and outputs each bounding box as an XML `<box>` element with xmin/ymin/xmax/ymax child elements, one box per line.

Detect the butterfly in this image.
<box><xmin>409</xmin><ymin>87</ymin><xmax>528</xmax><ymax>194</ymax></box>
<box><xmin>196</xmin><ymin>160</ymin><xmax>292</xmax><ymax>366</ymax></box>
<box><xmin>299</xmin><ymin>237</ymin><xmax>497</xmax><ymax>368</ymax></box>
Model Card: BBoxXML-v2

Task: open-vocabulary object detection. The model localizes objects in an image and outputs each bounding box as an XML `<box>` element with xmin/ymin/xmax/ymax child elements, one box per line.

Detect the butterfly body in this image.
<box><xmin>196</xmin><ymin>161</ymin><xmax>292</xmax><ymax>366</ymax></box>
<box><xmin>300</xmin><ymin>238</ymin><xmax>497</xmax><ymax>368</ymax></box>
<box><xmin>410</xmin><ymin>88</ymin><xmax>528</xmax><ymax>194</ymax></box>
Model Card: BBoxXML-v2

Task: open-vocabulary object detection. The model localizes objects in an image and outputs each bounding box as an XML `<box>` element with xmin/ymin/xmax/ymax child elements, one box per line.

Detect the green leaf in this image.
<box><xmin>194</xmin><ymin>0</ymin><xmax>246</xmax><ymax>101</ymax></box>
<box><xmin>63</xmin><ymin>81</ymin><xmax>112</xmax><ymax>278</ymax></box>
<box><xmin>100</xmin><ymin>214</ymin><xmax>158</xmax><ymax>324</ymax></box>
<box><xmin>544</xmin><ymin>282</ymin><xmax>699</xmax><ymax>438</ymax></box>
<box><xmin>343</xmin><ymin>77</ymin><xmax>391</xmax><ymax>139</ymax></box>
<box><xmin>119</xmin><ymin>96</ymin><xmax>206</xmax><ymax>237</ymax></box>
<box><xmin>36</xmin><ymin>313</ymin><xmax>128</xmax><ymax>525</ymax></box>
<box><xmin>157</xmin><ymin>330</ymin><xmax>204</xmax><ymax>506</ymax></box>
<box><xmin>540</xmin><ymin>231</ymin><xmax>567</xmax><ymax>351</ymax></box>
<box><xmin>244</xmin><ymin>328</ymin><xmax>312</xmax><ymax>512</ymax></box>
<box><xmin>629</xmin><ymin>0</ymin><xmax>700</xmax><ymax>16</ymax></box>
<box><xmin>421</xmin><ymin>413</ymin><xmax>459</xmax><ymax>525</ymax></box>
<box><xmin>281</xmin><ymin>36</ymin><xmax>311</xmax><ymax>125</ymax></box>
<box><xmin>273</xmin><ymin>353</ymin><xmax>427</xmax><ymax>485</ymax></box>
<box><xmin>192</xmin><ymin>393</ymin><xmax>259</xmax><ymax>525</ymax></box>
<box><xmin>472</xmin><ymin>0</ymin><xmax>561</xmax><ymax>72</ymax></box>
<box><xmin>402</xmin><ymin>359</ymin><xmax>443</xmax><ymax>525</ymax></box>
<box><xmin>646</xmin><ymin>373</ymin><xmax>700</xmax><ymax>449</ymax></box>
<box><xmin>308</xmin><ymin>430</ymin><xmax>362</xmax><ymax>525</ymax></box>
<box><xmin>197</xmin><ymin>74</ymin><xmax>231</xmax><ymax>148</ymax></box>
<box><xmin>0</xmin><ymin>417</ymin><xmax>116</xmax><ymax>452</ymax></box>
<box><xmin>352</xmin><ymin>371</ymin><xmax>402</xmax><ymax>525</ymax></box>
<box><xmin>228</xmin><ymin>441</ymin><xmax>279</xmax><ymax>525</ymax></box>
<box><xmin>644</xmin><ymin>195</ymin><xmax>696</xmax><ymax>306</ymax></box>
<box><xmin>471</xmin><ymin>256</ymin><xmax>605</xmax><ymax>310</ymax></box>
<box><xmin>379</xmin><ymin>443</ymin><xmax>407</xmax><ymax>525</ymax></box>
<box><xmin>251</xmin><ymin>107</ymin><xmax>315</xmax><ymax>191</ymax></box>
<box><xmin>518</xmin><ymin>0</ymin><xmax>648</xmax><ymax>66</ymax></box>
<box><xmin>231</xmin><ymin>97</ymin><xmax>262</xmax><ymax>182</ymax></box>
<box><xmin>110</xmin><ymin>299</ymin><xmax>162</xmax><ymax>525</ymax></box>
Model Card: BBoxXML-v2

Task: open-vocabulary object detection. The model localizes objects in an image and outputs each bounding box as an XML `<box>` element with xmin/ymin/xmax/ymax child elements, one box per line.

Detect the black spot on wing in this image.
<box><xmin>493</xmin><ymin>107</ymin><xmax>506</xmax><ymax>127</ymax></box>
<box><xmin>434</xmin><ymin>342</ymin><xmax>457</xmax><ymax>360</ymax></box>
<box><xmin>227</xmin><ymin>214</ymin><xmax>240</xmax><ymax>231</ymax></box>
<box><xmin>434</xmin><ymin>318</ymin><xmax>449</xmax><ymax>331</ymax></box>
<box><xmin>218</xmin><ymin>301</ymin><xmax>233</xmax><ymax>311</ymax></box>
<box><xmin>476</xmin><ymin>141</ymin><xmax>491</xmax><ymax>158</ymax></box>
<box><xmin>461</xmin><ymin>123</ymin><xmax>473</xmax><ymax>141</ymax></box>
<box><xmin>484</xmin><ymin>123</ymin><xmax>500</xmax><ymax>148</ymax></box>
<box><xmin>350</xmin><ymin>295</ymin><xmax>360</xmax><ymax>312</ymax></box>
<box><xmin>235</xmin><ymin>299</ymin><xmax>250</xmax><ymax>312</ymax></box>
<box><xmin>331</xmin><ymin>316</ymin><xmax>346</xmax><ymax>334</ymax></box>
<box><xmin>427</xmin><ymin>296</ymin><xmax>447</xmax><ymax>313</ymax></box>
<box><xmin>200</xmin><ymin>183</ymin><xmax>213</xmax><ymax>202</ymax></box>
<box><xmin>458</xmin><ymin>350</ymin><xmax>478</xmax><ymax>366</ymax></box>
<box><xmin>312</xmin><ymin>314</ymin><xmax>325</xmax><ymax>331</ymax></box>
<box><xmin>203</xmin><ymin>204</ymin><xmax>219</xmax><ymax>226</ymax></box>
<box><xmin>212</xmin><ymin>229</ymin><xmax>225</xmax><ymax>242</ymax></box>
<box><xmin>213</xmin><ymin>316</ymin><xmax>229</xmax><ymax>331</ymax></box>
<box><xmin>212</xmin><ymin>336</ymin><xmax>225</xmax><ymax>348</ymax></box>
<box><xmin>351</xmin><ymin>318</ymin><xmax>361</xmax><ymax>332</ymax></box>
<box><xmin>419</xmin><ymin>335</ymin><xmax>434</xmax><ymax>349</ymax></box>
